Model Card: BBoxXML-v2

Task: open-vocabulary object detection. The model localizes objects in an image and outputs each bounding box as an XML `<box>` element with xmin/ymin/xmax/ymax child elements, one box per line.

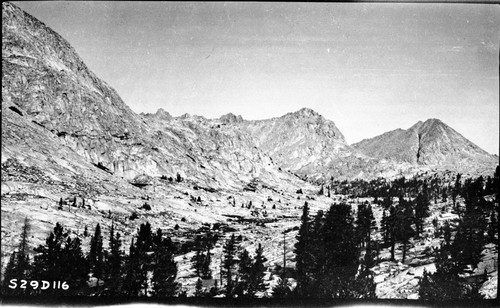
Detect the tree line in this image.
<box><xmin>1</xmin><ymin>219</ymin><xmax>269</xmax><ymax>298</ymax></box>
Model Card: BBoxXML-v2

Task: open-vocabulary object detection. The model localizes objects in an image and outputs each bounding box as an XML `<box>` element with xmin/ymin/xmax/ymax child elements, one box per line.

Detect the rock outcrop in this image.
<box><xmin>352</xmin><ymin>119</ymin><xmax>498</xmax><ymax>174</ymax></box>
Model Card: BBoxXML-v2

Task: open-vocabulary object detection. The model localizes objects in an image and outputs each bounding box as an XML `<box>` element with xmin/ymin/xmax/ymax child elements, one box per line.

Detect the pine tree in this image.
<box><xmin>294</xmin><ymin>201</ymin><xmax>313</xmax><ymax>297</ymax></box>
<box><xmin>152</xmin><ymin>228</ymin><xmax>178</xmax><ymax>297</ymax></box>
<box><xmin>1</xmin><ymin>219</ymin><xmax>33</xmax><ymax>295</ymax></box>
<box><xmin>61</xmin><ymin>236</ymin><xmax>88</xmax><ymax>295</ymax></box>
<box><xmin>222</xmin><ymin>234</ymin><xmax>237</xmax><ymax>297</ymax></box>
<box><xmin>32</xmin><ymin>223</ymin><xmax>66</xmax><ymax>283</ymax></box>
<box><xmin>123</xmin><ymin>239</ymin><xmax>142</xmax><ymax>296</ymax></box>
<box><xmin>88</xmin><ymin>223</ymin><xmax>104</xmax><ymax>289</ymax></box>
<box><xmin>346</xmin><ymin>269</ymin><xmax>376</xmax><ymax>299</ymax></box>
<box><xmin>394</xmin><ymin>197</ymin><xmax>415</xmax><ymax>263</ymax></box>
<box><xmin>414</xmin><ymin>192</ymin><xmax>430</xmax><ymax>238</ymax></box>
<box><xmin>191</xmin><ymin>232</ymin><xmax>213</xmax><ymax>279</ymax></box>
<box><xmin>419</xmin><ymin>246</ymin><xmax>480</xmax><ymax>300</ymax></box>
<box><xmin>452</xmin><ymin>195</ymin><xmax>487</xmax><ymax>271</ymax></box>
<box><xmin>249</xmin><ymin>243</ymin><xmax>267</xmax><ymax>296</ymax></box>
<box><xmin>387</xmin><ymin>205</ymin><xmax>397</xmax><ymax>261</ymax></box>
<box><xmin>355</xmin><ymin>202</ymin><xmax>377</xmax><ymax>248</ymax></box>
<box><xmin>235</xmin><ymin>248</ymin><xmax>253</xmax><ymax>297</ymax></box>
<box><xmin>135</xmin><ymin>222</ymin><xmax>154</xmax><ymax>295</ymax></box>
<box><xmin>201</xmin><ymin>247</ymin><xmax>212</xmax><ymax>279</ymax></box>
<box><xmin>107</xmin><ymin>222</ymin><xmax>123</xmax><ymax>295</ymax></box>
<box><xmin>317</xmin><ymin>203</ymin><xmax>359</xmax><ymax>298</ymax></box>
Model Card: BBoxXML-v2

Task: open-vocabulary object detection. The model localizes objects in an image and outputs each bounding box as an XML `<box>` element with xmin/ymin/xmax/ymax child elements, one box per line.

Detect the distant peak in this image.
<box><xmin>411</xmin><ymin>118</ymin><xmax>447</xmax><ymax>131</ymax></box>
<box><xmin>155</xmin><ymin>108</ymin><xmax>172</xmax><ymax>118</ymax></box>
<box><xmin>293</xmin><ymin>107</ymin><xmax>320</xmax><ymax>117</ymax></box>
<box><xmin>219</xmin><ymin>113</ymin><xmax>244</xmax><ymax>123</ymax></box>
<box><xmin>424</xmin><ymin>118</ymin><xmax>445</xmax><ymax>125</ymax></box>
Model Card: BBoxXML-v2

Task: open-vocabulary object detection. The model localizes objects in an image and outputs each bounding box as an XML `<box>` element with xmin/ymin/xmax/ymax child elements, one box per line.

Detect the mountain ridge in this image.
<box><xmin>3</xmin><ymin>0</ymin><xmax>497</xmax><ymax>187</ymax></box>
<box><xmin>352</xmin><ymin>118</ymin><xmax>497</xmax><ymax>173</ymax></box>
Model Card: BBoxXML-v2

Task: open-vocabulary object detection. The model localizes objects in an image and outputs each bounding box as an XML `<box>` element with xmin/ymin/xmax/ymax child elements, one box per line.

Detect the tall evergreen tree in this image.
<box><xmin>394</xmin><ymin>197</ymin><xmax>415</xmax><ymax>263</ymax></box>
<box><xmin>191</xmin><ymin>232</ymin><xmax>213</xmax><ymax>279</ymax></box>
<box><xmin>31</xmin><ymin>223</ymin><xmax>66</xmax><ymax>283</ymax></box>
<box><xmin>88</xmin><ymin>223</ymin><xmax>104</xmax><ymax>288</ymax></box>
<box><xmin>135</xmin><ymin>222</ymin><xmax>154</xmax><ymax>295</ymax></box>
<box><xmin>249</xmin><ymin>243</ymin><xmax>268</xmax><ymax>296</ymax></box>
<box><xmin>381</xmin><ymin>210</ymin><xmax>391</xmax><ymax>247</ymax></box>
<box><xmin>152</xmin><ymin>228</ymin><xmax>178</xmax><ymax>297</ymax></box>
<box><xmin>235</xmin><ymin>248</ymin><xmax>253</xmax><ymax>297</ymax></box>
<box><xmin>294</xmin><ymin>201</ymin><xmax>313</xmax><ymax>296</ymax></box>
<box><xmin>222</xmin><ymin>234</ymin><xmax>237</xmax><ymax>297</ymax></box>
<box><xmin>452</xmin><ymin>196</ymin><xmax>487</xmax><ymax>270</ymax></box>
<box><xmin>123</xmin><ymin>239</ymin><xmax>142</xmax><ymax>296</ymax></box>
<box><xmin>1</xmin><ymin>218</ymin><xmax>33</xmax><ymax>295</ymax></box>
<box><xmin>317</xmin><ymin>203</ymin><xmax>359</xmax><ymax>298</ymax></box>
<box><xmin>414</xmin><ymin>192</ymin><xmax>430</xmax><ymax>238</ymax></box>
<box><xmin>61</xmin><ymin>236</ymin><xmax>88</xmax><ymax>295</ymax></box>
<box><xmin>106</xmin><ymin>222</ymin><xmax>123</xmax><ymax>295</ymax></box>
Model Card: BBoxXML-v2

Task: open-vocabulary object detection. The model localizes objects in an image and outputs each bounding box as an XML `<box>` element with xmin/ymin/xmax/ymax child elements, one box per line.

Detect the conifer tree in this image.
<box><xmin>321</xmin><ymin>203</ymin><xmax>359</xmax><ymax>297</ymax></box>
<box><xmin>191</xmin><ymin>232</ymin><xmax>213</xmax><ymax>279</ymax></box>
<box><xmin>414</xmin><ymin>192</ymin><xmax>430</xmax><ymax>238</ymax></box>
<box><xmin>249</xmin><ymin>243</ymin><xmax>267</xmax><ymax>296</ymax></box>
<box><xmin>381</xmin><ymin>210</ymin><xmax>391</xmax><ymax>247</ymax></box>
<box><xmin>294</xmin><ymin>201</ymin><xmax>312</xmax><ymax>296</ymax></box>
<box><xmin>419</xmin><ymin>240</ymin><xmax>484</xmax><ymax>300</ymax></box>
<box><xmin>61</xmin><ymin>236</ymin><xmax>88</xmax><ymax>295</ymax></box>
<box><xmin>235</xmin><ymin>248</ymin><xmax>253</xmax><ymax>297</ymax></box>
<box><xmin>107</xmin><ymin>222</ymin><xmax>123</xmax><ymax>295</ymax></box>
<box><xmin>88</xmin><ymin>223</ymin><xmax>104</xmax><ymax>288</ymax></box>
<box><xmin>394</xmin><ymin>197</ymin><xmax>415</xmax><ymax>263</ymax></box>
<box><xmin>32</xmin><ymin>222</ymin><xmax>66</xmax><ymax>283</ymax></box>
<box><xmin>152</xmin><ymin>228</ymin><xmax>178</xmax><ymax>297</ymax></box>
<box><xmin>123</xmin><ymin>239</ymin><xmax>142</xmax><ymax>296</ymax></box>
<box><xmin>452</xmin><ymin>196</ymin><xmax>486</xmax><ymax>270</ymax></box>
<box><xmin>1</xmin><ymin>218</ymin><xmax>33</xmax><ymax>295</ymax></box>
<box><xmin>222</xmin><ymin>234</ymin><xmax>237</xmax><ymax>297</ymax></box>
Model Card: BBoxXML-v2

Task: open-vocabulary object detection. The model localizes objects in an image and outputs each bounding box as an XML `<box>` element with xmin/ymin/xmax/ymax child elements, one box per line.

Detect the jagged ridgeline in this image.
<box><xmin>1</xmin><ymin>1</ymin><xmax>498</xmax><ymax>302</ymax></box>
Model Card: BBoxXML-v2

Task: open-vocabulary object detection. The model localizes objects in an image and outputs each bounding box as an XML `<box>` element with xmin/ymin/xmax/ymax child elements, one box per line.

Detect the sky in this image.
<box><xmin>13</xmin><ymin>2</ymin><xmax>500</xmax><ymax>155</ymax></box>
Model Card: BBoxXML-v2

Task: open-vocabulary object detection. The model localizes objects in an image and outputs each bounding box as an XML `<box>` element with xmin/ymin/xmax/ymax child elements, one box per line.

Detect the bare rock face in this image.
<box><xmin>2</xmin><ymin>1</ymin><xmax>149</xmax><ymax>178</ymax></box>
<box><xmin>2</xmin><ymin>1</ymin><xmax>495</xmax><ymax>187</ymax></box>
<box><xmin>352</xmin><ymin>119</ymin><xmax>498</xmax><ymax>174</ymax></box>
<box><xmin>237</xmin><ymin>108</ymin><xmax>367</xmax><ymax>181</ymax></box>
<box><xmin>2</xmin><ymin>2</ymin><xmax>299</xmax><ymax>189</ymax></box>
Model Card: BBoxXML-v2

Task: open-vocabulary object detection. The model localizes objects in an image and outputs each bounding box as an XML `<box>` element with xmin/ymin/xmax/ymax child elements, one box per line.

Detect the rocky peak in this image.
<box><xmin>153</xmin><ymin>108</ymin><xmax>173</xmax><ymax>121</ymax></box>
<box><xmin>2</xmin><ymin>2</ymin><xmax>144</xmax><ymax>137</ymax></box>
<box><xmin>352</xmin><ymin>118</ymin><xmax>496</xmax><ymax>172</ymax></box>
<box><xmin>291</xmin><ymin>107</ymin><xmax>320</xmax><ymax>118</ymax></box>
<box><xmin>219</xmin><ymin>113</ymin><xmax>244</xmax><ymax>124</ymax></box>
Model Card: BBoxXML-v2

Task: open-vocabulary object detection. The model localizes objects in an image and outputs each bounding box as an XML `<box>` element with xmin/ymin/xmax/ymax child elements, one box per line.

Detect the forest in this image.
<box><xmin>2</xmin><ymin>166</ymin><xmax>498</xmax><ymax>300</ymax></box>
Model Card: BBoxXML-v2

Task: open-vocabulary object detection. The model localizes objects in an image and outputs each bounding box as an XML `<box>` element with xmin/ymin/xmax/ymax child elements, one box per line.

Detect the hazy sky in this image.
<box><xmin>13</xmin><ymin>2</ymin><xmax>499</xmax><ymax>154</ymax></box>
